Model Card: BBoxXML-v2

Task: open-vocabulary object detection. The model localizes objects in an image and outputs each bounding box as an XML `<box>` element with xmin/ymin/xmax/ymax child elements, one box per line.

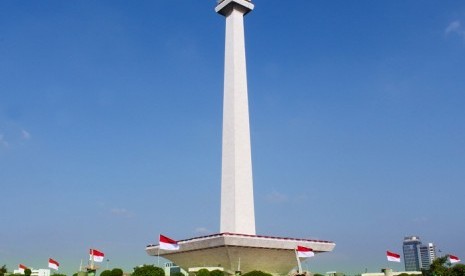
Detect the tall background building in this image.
<box><xmin>402</xmin><ymin>236</ymin><xmax>437</xmax><ymax>271</ymax></box>
<box><xmin>403</xmin><ymin>236</ymin><xmax>422</xmax><ymax>271</ymax></box>
<box><xmin>420</xmin><ymin>243</ymin><xmax>437</xmax><ymax>270</ymax></box>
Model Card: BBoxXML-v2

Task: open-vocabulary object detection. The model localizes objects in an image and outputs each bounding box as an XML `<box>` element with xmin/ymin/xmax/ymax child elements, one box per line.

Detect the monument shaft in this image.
<box><xmin>218</xmin><ymin>0</ymin><xmax>256</xmax><ymax>235</ymax></box>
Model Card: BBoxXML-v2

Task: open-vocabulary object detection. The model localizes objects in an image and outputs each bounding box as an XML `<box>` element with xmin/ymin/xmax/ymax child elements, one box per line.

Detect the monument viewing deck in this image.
<box><xmin>146</xmin><ymin>233</ymin><xmax>335</xmax><ymax>275</ymax></box>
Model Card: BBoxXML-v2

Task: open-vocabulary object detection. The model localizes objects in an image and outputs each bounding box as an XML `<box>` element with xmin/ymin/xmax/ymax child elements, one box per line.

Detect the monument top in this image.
<box><xmin>215</xmin><ymin>0</ymin><xmax>254</xmax><ymax>16</ymax></box>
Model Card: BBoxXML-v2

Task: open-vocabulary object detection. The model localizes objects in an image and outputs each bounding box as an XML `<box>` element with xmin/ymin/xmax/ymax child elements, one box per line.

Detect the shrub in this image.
<box><xmin>241</xmin><ymin>271</ymin><xmax>272</xmax><ymax>276</ymax></box>
<box><xmin>100</xmin><ymin>270</ymin><xmax>112</xmax><ymax>276</ymax></box>
<box><xmin>196</xmin><ymin>269</ymin><xmax>210</xmax><ymax>276</ymax></box>
<box><xmin>111</xmin><ymin>269</ymin><xmax>123</xmax><ymax>276</ymax></box>
<box><xmin>210</xmin><ymin>270</ymin><xmax>224</xmax><ymax>276</ymax></box>
<box><xmin>132</xmin><ymin>265</ymin><xmax>164</xmax><ymax>276</ymax></box>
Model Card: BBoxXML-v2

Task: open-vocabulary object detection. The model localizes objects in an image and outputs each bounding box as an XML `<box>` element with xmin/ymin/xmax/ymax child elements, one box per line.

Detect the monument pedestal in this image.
<box><xmin>146</xmin><ymin>233</ymin><xmax>335</xmax><ymax>275</ymax></box>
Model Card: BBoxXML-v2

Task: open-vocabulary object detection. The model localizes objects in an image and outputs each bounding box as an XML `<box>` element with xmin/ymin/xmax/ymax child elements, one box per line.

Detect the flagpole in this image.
<box><xmin>91</xmin><ymin>250</ymin><xmax>95</xmax><ymax>270</ymax></box>
<box><xmin>386</xmin><ymin>253</ymin><xmax>389</xmax><ymax>270</ymax></box>
<box><xmin>295</xmin><ymin>248</ymin><xmax>302</xmax><ymax>274</ymax></box>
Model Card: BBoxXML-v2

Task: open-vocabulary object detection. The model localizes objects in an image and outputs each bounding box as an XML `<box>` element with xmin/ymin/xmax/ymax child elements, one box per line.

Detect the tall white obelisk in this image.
<box><xmin>216</xmin><ymin>0</ymin><xmax>256</xmax><ymax>235</ymax></box>
<box><xmin>147</xmin><ymin>3</ymin><xmax>336</xmax><ymax>272</ymax></box>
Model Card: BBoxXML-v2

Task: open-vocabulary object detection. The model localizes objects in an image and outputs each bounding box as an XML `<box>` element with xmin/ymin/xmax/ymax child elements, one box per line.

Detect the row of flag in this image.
<box><xmin>159</xmin><ymin>234</ymin><xmax>315</xmax><ymax>258</ymax></box>
<box><xmin>159</xmin><ymin>234</ymin><xmax>461</xmax><ymax>264</ymax></box>
<box><xmin>17</xmin><ymin>259</ymin><xmax>59</xmax><ymax>272</ymax></box>
<box><xmin>17</xmin><ymin>249</ymin><xmax>105</xmax><ymax>272</ymax></box>
<box><xmin>386</xmin><ymin>250</ymin><xmax>461</xmax><ymax>264</ymax></box>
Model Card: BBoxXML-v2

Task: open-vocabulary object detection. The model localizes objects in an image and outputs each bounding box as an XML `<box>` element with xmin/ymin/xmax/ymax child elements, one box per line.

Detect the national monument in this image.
<box><xmin>146</xmin><ymin>1</ymin><xmax>336</xmax><ymax>274</ymax></box>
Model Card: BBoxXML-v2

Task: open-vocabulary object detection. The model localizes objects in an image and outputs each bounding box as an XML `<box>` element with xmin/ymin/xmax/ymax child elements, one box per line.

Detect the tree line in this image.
<box><xmin>5</xmin><ymin>262</ymin><xmax>464</xmax><ymax>276</ymax></box>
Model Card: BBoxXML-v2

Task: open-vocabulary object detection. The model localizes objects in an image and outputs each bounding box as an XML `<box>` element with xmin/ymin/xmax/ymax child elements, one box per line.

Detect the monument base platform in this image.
<box><xmin>146</xmin><ymin>233</ymin><xmax>335</xmax><ymax>275</ymax></box>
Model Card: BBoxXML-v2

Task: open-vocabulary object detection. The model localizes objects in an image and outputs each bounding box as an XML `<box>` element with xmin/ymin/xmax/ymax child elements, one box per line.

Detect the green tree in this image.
<box><xmin>196</xmin><ymin>269</ymin><xmax>210</xmax><ymax>276</ymax></box>
<box><xmin>72</xmin><ymin>273</ymin><xmax>78</xmax><ymax>276</ymax></box>
<box><xmin>423</xmin><ymin>256</ymin><xmax>465</xmax><ymax>276</ymax></box>
<box><xmin>241</xmin><ymin>271</ymin><xmax>272</xmax><ymax>276</ymax></box>
<box><xmin>314</xmin><ymin>274</ymin><xmax>325</xmax><ymax>276</ymax></box>
<box><xmin>110</xmin><ymin>268</ymin><xmax>123</xmax><ymax>276</ymax></box>
<box><xmin>132</xmin><ymin>265</ymin><xmax>164</xmax><ymax>276</ymax></box>
<box><xmin>171</xmin><ymin>273</ymin><xmax>184</xmax><ymax>276</ymax></box>
<box><xmin>1</xmin><ymin>265</ymin><xmax>7</xmax><ymax>276</ymax></box>
<box><xmin>429</xmin><ymin>256</ymin><xmax>450</xmax><ymax>276</ymax></box>
<box><xmin>25</xmin><ymin>269</ymin><xmax>32</xmax><ymax>276</ymax></box>
<box><xmin>100</xmin><ymin>270</ymin><xmax>112</xmax><ymax>276</ymax></box>
<box><xmin>450</xmin><ymin>264</ymin><xmax>465</xmax><ymax>276</ymax></box>
<box><xmin>210</xmin><ymin>270</ymin><xmax>224</xmax><ymax>276</ymax></box>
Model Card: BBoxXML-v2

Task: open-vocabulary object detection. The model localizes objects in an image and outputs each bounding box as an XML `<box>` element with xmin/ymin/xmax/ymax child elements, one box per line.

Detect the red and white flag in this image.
<box><xmin>449</xmin><ymin>254</ymin><xmax>461</xmax><ymax>264</ymax></box>
<box><xmin>159</xmin><ymin>234</ymin><xmax>180</xmax><ymax>250</ymax></box>
<box><xmin>18</xmin><ymin>264</ymin><xmax>27</xmax><ymax>273</ymax></box>
<box><xmin>48</xmin><ymin>258</ymin><xmax>59</xmax><ymax>270</ymax></box>
<box><xmin>89</xmin><ymin>249</ymin><xmax>105</xmax><ymax>262</ymax></box>
<box><xmin>296</xmin><ymin>246</ymin><xmax>315</xmax><ymax>258</ymax></box>
<box><xmin>387</xmin><ymin>251</ymin><xmax>401</xmax><ymax>262</ymax></box>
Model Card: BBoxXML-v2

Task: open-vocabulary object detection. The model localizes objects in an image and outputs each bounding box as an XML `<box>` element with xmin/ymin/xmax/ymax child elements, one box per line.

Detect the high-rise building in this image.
<box><xmin>402</xmin><ymin>236</ymin><xmax>437</xmax><ymax>271</ymax></box>
<box><xmin>403</xmin><ymin>236</ymin><xmax>422</xmax><ymax>271</ymax></box>
<box><xmin>420</xmin><ymin>243</ymin><xmax>437</xmax><ymax>270</ymax></box>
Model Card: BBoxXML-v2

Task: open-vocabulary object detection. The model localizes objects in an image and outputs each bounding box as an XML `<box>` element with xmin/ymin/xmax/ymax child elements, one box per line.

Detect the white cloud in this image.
<box><xmin>194</xmin><ymin>227</ymin><xmax>211</xmax><ymax>235</ymax></box>
<box><xmin>446</xmin><ymin>20</ymin><xmax>461</xmax><ymax>34</ymax></box>
<box><xmin>265</xmin><ymin>190</ymin><xmax>289</xmax><ymax>204</ymax></box>
<box><xmin>412</xmin><ymin>217</ymin><xmax>428</xmax><ymax>223</ymax></box>
<box><xmin>0</xmin><ymin>134</ymin><xmax>9</xmax><ymax>148</ymax></box>
<box><xmin>110</xmin><ymin>207</ymin><xmax>134</xmax><ymax>218</ymax></box>
<box><xmin>21</xmin><ymin>129</ymin><xmax>31</xmax><ymax>139</ymax></box>
<box><xmin>445</xmin><ymin>20</ymin><xmax>465</xmax><ymax>40</ymax></box>
<box><xmin>0</xmin><ymin>127</ymin><xmax>31</xmax><ymax>149</ymax></box>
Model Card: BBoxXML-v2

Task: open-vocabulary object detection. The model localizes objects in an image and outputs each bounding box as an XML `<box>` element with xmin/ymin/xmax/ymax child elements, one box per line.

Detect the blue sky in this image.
<box><xmin>1</xmin><ymin>0</ymin><xmax>465</xmax><ymax>275</ymax></box>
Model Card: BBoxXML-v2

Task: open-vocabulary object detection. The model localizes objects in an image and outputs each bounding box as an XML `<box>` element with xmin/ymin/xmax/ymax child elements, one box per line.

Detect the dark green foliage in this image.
<box><xmin>314</xmin><ymin>274</ymin><xmax>325</xmax><ymax>276</ymax></box>
<box><xmin>100</xmin><ymin>270</ymin><xmax>112</xmax><ymax>276</ymax></box>
<box><xmin>0</xmin><ymin>265</ymin><xmax>7</xmax><ymax>276</ymax></box>
<box><xmin>0</xmin><ymin>266</ymin><xmax>5</xmax><ymax>274</ymax></box>
<box><xmin>241</xmin><ymin>271</ymin><xmax>273</xmax><ymax>276</ymax></box>
<box><xmin>171</xmin><ymin>273</ymin><xmax>184</xmax><ymax>276</ymax></box>
<box><xmin>73</xmin><ymin>273</ymin><xmax>78</xmax><ymax>276</ymax></box>
<box><xmin>429</xmin><ymin>257</ymin><xmax>449</xmax><ymax>276</ymax></box>
<box><xmin>423</xmin><ymin>256</ymin><xmax>465</xmax><ymax>276</ymax></box>
<box><xmin>132</xmin><ymin>265</ymin><xmax>164</xmax><ymax>276</ymax></box>
<box><xmin>450</xmin><ymin>264</ymin><xmax>465</xmax><ymax>276</ymax></box>
<box><xmin>196</xmin><ymin>269</ymin><xmax>210</xmax><ymax>276</ymax></box>
<box><xmin>111</xmin><ymin>268</ymin><xmax>123</xmax><ymax>276</ymax></box>
<box><xmin>210</xmin><ymin>270</ymin><xmax>224</xmax><ymax>276</ymax></box>
<box><xmin>25</xmin><ymin>269</ymin><xmax>32</xmax><ymax>276</ymax></box>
